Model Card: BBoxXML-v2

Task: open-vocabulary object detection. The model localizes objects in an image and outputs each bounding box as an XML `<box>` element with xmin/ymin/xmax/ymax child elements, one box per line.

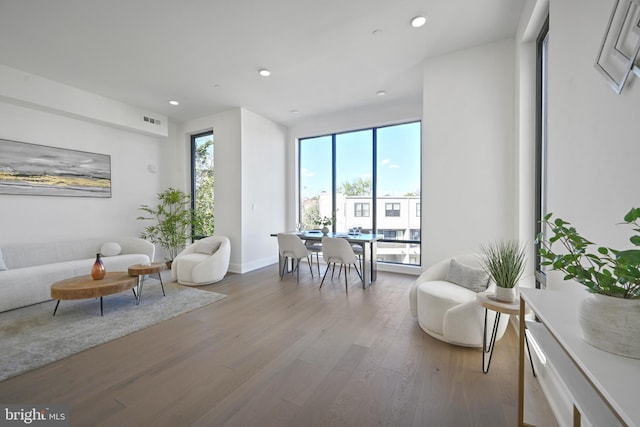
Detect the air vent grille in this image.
<box><xmin>143</xmin><ymin>116</ymin><xmax>162</xmax><ymax>126</ymax></box>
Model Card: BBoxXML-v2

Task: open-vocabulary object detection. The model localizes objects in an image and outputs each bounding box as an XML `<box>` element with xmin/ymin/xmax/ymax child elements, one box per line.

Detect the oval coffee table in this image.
<box><xmin>51</xmin><ymin>272</ymin><xmax>138</xmax><ymax>316</ymax></box>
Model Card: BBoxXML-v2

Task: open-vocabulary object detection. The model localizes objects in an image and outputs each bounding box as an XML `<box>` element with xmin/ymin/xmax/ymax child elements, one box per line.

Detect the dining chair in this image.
<box><xmin>277</xmin><ymin>233</ymin><xmax>314</xmax><ymax>283</ymax></box>
<box><xmin>305</xmin><ymin>240</ymin><xmax>322</xmax><ymax>276</ymax></box>
<box><xmin>320</xmin><ymin>237</ymin><xmax>362</xmax><ymax>294</ymax></box>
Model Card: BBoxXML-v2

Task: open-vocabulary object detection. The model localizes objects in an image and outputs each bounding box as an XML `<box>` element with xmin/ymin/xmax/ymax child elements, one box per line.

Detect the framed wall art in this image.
<box><xmin>595</xmin><ymin>0</ymin><xmax>640</xmax><ymax>93</ymax></box>
<box><xmin>0</xmin><ymin>139</ymin><xmax>111</xmax><ymax>198</ymax></box>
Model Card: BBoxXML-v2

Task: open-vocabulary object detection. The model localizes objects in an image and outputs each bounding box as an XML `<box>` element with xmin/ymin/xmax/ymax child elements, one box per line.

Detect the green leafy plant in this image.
<box><xmin>481</xmin><ymin>240</ymin><xmax>526</xmax><ymax>288</ymax></box>
<box><xmin>537</xmin><ymin>208</ymin><xmax>640</xmax><ymax>299</ymax></box>
<box><xmin>315</xmin><ymin>215</ymin><xmax>334</xmax><ymax>227</ymax></box>
<box><xmin>137</xmin><ymin>188</ymin><xmax>201</xmax><ymax>262</ymax></box>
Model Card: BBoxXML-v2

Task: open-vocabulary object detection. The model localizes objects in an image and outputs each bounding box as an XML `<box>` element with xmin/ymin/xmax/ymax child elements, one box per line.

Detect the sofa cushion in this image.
<box><xmin>100</xmin><ymin>242</ymin><xmax>122</xmax><ymax>257</ymax></box>
<box><xmin>445</xmin><ymin>259</ymin><xmax>489</xmax><ymax>293</ymax></box>
<box><xmin>195</xmin><ymin>240</ymin><xmax>221</xmax><ymax>255</ymax></box>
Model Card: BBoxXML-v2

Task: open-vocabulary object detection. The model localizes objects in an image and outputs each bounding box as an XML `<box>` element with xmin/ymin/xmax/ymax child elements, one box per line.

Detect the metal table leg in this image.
<box><xmin>482</xmin><ymin>308</ymin><xmax>536</xmax><ymax>376</ymax></box>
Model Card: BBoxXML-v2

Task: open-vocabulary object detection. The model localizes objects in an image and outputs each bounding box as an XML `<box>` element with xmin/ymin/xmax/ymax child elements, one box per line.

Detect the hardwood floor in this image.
<box><xmin>0</xmin><ymin>265</ymin><xmax>556</xmax><ymax>426</ymax></box>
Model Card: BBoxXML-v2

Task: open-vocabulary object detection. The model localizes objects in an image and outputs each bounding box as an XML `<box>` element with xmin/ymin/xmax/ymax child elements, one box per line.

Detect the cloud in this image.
<box><xmin>301</xmin><ymin>168</ymin><xmax>315</xmax><ymax>177</ymax></box>
<box><xmin>389</xmin><ymin>164</ymin><xmax>400</xmax><ymax>169</ymax></box>
<box><xmin>380</xmin><ymin>159</ymin><xmax>390</xmax><ymax>166</ymax></box>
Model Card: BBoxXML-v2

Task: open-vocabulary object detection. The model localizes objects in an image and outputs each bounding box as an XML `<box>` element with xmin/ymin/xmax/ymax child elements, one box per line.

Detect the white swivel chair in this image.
<box><xmin>171</xmin><ymin>236</ymin><xmax>230</xmax><ymax>286</ymax></box>
<box><xmin>408</xmin><ymin>254</ymin><xmax>509</xmax><ymax>347</ymax></box>
<box><xmin>320</xmin><ymin>237</ymin><xmax>362</xmax><ymax>294</ymax></box>
<box><xmin>278</xmin><ymin>233</ymin><xmax>314</xmax><ymax>283</ymax></box>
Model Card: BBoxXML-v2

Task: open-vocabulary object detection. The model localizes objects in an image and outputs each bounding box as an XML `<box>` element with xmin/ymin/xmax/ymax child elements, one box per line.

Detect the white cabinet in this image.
<box><xmin>518</xmin><ymin>288</ymin><xmax>639</xmax><ymax>427</ymax></box>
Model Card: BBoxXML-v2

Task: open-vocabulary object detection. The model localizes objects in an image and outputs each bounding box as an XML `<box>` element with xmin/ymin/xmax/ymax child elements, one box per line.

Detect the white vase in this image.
<box><xmin>578</xmin><ymin>293</ymin><xmax>640</xmax><ymax>359</ymax></box>
<box><xmin>495</xmin><ymin>286</ymin><xmax>517</xmax><ymax>302</ymax></box>
<box><xmin>321</xmin><ymin>226</ymin><xmax>329</xmax><ymax>235</ymax></box>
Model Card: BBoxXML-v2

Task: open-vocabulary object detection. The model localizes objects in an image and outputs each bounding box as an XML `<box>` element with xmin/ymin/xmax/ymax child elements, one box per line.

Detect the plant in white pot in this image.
<box><xmin>481</xmin><ymin>240</ymin><xmax>526</xmax><ymax>303</ymax></box>
<box><xmin>315</xmin><ymin>215</ymin><xmax>334</xmax><ymax>235</ymax></box>
<box><xmin>537</xmin><ymin>208</ymin><xmax>640</xmax><ymax>358</ymax></box>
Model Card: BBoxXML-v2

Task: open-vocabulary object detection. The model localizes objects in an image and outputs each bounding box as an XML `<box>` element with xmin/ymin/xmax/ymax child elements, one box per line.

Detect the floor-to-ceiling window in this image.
<box><xmin>534</xmin><ymin>17</ymin><xmax>549</xmax><ymax>289</ymax></box>
<box><xmin>191</xmin><ymin>131</ymin><xmax>214</xmax><ymax>239</ymax></box>
<box><xmin>298</xmin><ymin>121</ymin><xmax>421</xmax><ymax>266</ymax></box>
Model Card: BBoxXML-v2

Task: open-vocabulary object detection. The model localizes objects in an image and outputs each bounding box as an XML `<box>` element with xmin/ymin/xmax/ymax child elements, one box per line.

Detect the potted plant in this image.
<box><xmin>137</xmin><ymin>188</ymin><xmax>200</xmax><ymax>267</ymax></box>
<box><xmin>315</xmin><ymin>215</ymin><xmax>334</xmax><ymax>235</ymax></box>
<box><xmin>537</xmin><ymin>208</ymin><xmax>640</xmax><ymax>358</ymax></box>
<box><xmin>480</xmin><ymin>240</ymin><xmax>526</xmax><ymax>302</ymax></box>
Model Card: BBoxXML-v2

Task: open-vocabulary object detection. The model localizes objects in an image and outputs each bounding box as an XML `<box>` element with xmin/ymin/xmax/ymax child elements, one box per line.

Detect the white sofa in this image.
<box><xmin>0</xmin><ymin>237</ymin><xmax>155</xmax><ymax>313</ymax></box>
<box><xmin>409</xmin><ymin>254</ymin><xmax>509</xmax><ymax>347</ymax></box>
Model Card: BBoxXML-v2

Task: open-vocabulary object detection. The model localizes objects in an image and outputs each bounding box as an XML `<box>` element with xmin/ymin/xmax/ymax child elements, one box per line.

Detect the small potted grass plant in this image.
<box><xmin>481</xmin><ymin>240</ymin><xmax>526</xmax><ymax>302</ymax></box>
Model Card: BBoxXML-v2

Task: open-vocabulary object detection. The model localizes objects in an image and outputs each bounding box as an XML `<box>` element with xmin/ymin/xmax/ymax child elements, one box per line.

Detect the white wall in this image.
<box><xmin>422</xmin><ymin>39</ymin><xmax>517</xmax><ymax>267</ymax></box>
<box><xmin>173</xmin><ymin>107</ymin><xmax>286</xmax><ymax>273</ymax></box>
<box><xmin>240</xmin><ymin>108</ymin><xmax>287</xmax><ymax>272</ymax></box>
<box><xmin>515</xmin><ymin>1</ymin><xmax>640</xmax><ymax>425</ymax></box>
<box><xmin>174</xmin><ymin>109</ymin><xmax>242</xmax><ymax>271</ymax></box>
<box><xmin>545</xmin><ymin>0</ymin><xmax>640</xmax><ymax>294</ymax></box>
<box><xmin>0</xmin><ymin>64</ymin><xmax>168</xmax><ymax>137</ymax></box>
<box><xmin>0</xmin><ymin>100</ymin><xmax>164</xmax><ymax>247</ymax></box>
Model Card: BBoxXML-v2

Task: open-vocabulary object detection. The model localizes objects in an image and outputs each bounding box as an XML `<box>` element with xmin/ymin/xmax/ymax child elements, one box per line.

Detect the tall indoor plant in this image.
<box><xmin>137</xmin><ymin>188</ymin><xmax>200</xmax><ymax>266</ymax></box>
<box><xmin>481</xmin><ymin>240</ymin><xmax>526</xmax><ymax>302</ymax></box>
<box><xmin>537</xmin><ymin>208</ymin><xmax>640</xmax><ymax>358</ymax></box>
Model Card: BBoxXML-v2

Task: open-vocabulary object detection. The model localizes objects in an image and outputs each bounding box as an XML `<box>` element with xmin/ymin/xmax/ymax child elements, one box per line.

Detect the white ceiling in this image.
<box><xmin>0</xmin><ymin>0</ymin><xmax>525</xmax><ymax>126</ymax></box>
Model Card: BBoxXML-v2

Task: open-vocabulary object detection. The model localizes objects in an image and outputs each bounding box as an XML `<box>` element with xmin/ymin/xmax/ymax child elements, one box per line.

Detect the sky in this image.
<box><xmin>300</xmin><ymin>121</ymin><xmax>421</xmax><ymax>198</ymax></box>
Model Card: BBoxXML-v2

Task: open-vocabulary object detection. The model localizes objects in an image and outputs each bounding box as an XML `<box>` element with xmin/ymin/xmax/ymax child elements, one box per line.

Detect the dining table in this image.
<box><xmin>271</xmin><ymin>231</ymin><xmax>383</xmax><ymax>288</ymax></box>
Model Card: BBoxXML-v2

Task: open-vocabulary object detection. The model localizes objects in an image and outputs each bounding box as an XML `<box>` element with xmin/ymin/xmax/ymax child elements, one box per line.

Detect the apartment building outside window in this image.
<box><xmin>385</xmin><ymin>203</ymin><xmax>400</xmax><ymax>217</ymax></box>
<box><xmin>354</xmin><ymin>202</ymin><xmax>370</xmax><ymax>217</ymax></box>
<box><xmin>299</xmin><ymin>121</ymin><xmax>421</xmax><ymax>266</ymax></box>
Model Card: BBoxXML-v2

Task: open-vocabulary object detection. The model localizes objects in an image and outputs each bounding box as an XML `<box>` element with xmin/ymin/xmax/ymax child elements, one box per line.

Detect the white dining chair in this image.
<box><xmin>320</xmin><ymin>237</ymin><xmax>362</xmax><ymax>294</ymax></box>
<box><xmin>305</xmin><ymin>240</ymin><xmax>323</xmax><ymax>276</ymax></box>
<box><xmin>277</xmin><ymin>233</ymin><xmax>314</xmax><ymax>283</ymax></box>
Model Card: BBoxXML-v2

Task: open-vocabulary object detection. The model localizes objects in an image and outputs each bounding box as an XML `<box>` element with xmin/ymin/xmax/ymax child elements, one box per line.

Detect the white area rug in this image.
<box><xmin>0</xmin><ymin>279</ymin><xmax>225</xmax><ymax>382</ymax></box>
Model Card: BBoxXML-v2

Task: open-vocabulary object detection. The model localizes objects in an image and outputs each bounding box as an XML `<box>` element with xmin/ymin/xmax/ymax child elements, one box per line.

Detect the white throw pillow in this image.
<box><xmin>445</xmin><ymin>259</ymin><xmax>489</xmax><ymax>293</ymax></box>
<box><xmin>195</xmin><ymin>240</ymin><xmax>221</xmax><ymax>255</ymax></box>
<box><xmin>100</xmin><ymin>242</ymin><xmax>122</xmax><ymax>257</ymax></box>
<box><xmin>0</xmin><ymin>250</ymin><xmax>7</xmax><ymax>271</ymax></box>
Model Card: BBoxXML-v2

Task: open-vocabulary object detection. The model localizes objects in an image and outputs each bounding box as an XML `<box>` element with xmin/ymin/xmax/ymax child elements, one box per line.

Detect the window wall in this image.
<box><xmin>191</xmin><ymin>131</ymin><xmax>214</xmax><ymax>239</ymax></box>
<box><xmin>298</xmin><ymin>121</ymin><xmax>421</xmax><ymax>266</ymax></box>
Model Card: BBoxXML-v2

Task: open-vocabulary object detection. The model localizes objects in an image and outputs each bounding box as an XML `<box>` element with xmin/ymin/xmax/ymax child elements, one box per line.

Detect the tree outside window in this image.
<box><xmin>192</xmin><ymin>132</ymin><xmax>214</xmax><ymax>238</ymax></box>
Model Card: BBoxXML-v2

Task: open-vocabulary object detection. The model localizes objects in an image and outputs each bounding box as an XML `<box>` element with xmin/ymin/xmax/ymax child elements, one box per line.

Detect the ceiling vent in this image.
<box><xmin>143</xmin><ymin>115</ymin><xmax>161</xmax><ymax>126</ymax></box>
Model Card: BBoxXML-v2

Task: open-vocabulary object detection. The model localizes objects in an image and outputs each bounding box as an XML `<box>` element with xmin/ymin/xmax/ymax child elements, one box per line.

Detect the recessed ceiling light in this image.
<box><xmin>372</xmin><ymin>29</ymin><xmax>382</xmax><ymax>36</ymax></box>
<box><xmin>259</xmin><ymin>69</ymin><xmax>271</xmax><ymax>77</ymax></box>
<box><xmin>169</xmin><ymin>100</ymin><xmax>179</xmax><ymax>106</ymax></box>
<box><xmin>376</xmin><ymin>90</ymin><xmax>387</xmax><ymax>96</ymax></box>
<box><xmin>411</xmin><ymin>16</ymin><xmax>426</xmax><ymax>28</ymax></box>
<box><xmin>290</xmin><ymin>109</ymin><xmax>300</xmax><ymax>114</ymax></box>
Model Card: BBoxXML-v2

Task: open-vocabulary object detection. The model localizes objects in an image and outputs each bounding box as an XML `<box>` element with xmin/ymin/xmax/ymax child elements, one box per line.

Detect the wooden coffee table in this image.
<box><xmin>128</xmin><ymin>262</ymin><xmax>166</xmax><ymax>304</ymax></box>
<box><xmin>51</xmin><ymin>272</ymin><xmax>138</xmax><ymax>316</ymax></box>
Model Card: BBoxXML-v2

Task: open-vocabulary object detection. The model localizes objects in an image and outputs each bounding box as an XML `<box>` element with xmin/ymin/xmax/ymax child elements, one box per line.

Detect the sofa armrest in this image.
<box><xmin>114</xmin><ymin>237</ymin><xmax>155</xmax><ymax>262</ymax></box>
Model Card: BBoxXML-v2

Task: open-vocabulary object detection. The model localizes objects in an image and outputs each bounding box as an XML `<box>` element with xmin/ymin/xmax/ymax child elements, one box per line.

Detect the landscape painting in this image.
<box><xmin>0</xmin><ymin>139</ymin><xmax>111</xmax><ymax>197</ymax></box>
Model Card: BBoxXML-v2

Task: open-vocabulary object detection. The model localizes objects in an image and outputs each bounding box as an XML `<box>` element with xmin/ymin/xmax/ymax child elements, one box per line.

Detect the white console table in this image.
<box><xmin>518</xmin><ymin>288</ymin><xmax>640</xmax><ymax>427</ymax></box>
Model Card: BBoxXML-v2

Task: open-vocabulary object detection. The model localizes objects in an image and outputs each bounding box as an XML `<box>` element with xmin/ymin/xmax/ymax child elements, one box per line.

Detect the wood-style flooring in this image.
<box><xmin>0</xmin><ymin>265</ymin><xmax>556</xmax><ymax>426</ymax></box>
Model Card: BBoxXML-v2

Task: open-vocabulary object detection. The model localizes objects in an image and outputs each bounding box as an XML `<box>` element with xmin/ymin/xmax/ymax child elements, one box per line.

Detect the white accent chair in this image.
<box><xmin>320</xmin><ymin>237</ymin><xmax>362</xmax><ymax>294</ymax></box>
<box><xmin>277</xmin><ymin>233</ymin><xmax>314</xmax><ymax>283</ymax></box>
<box><xmin>408</xmin><ymin>254</ymin><xmax>509</xmax><ymax>347</ymax></box>
<box><xmin>171</xmin><ymin>236</ymin><xmax>230</xmax><ymax>286</ymax></box>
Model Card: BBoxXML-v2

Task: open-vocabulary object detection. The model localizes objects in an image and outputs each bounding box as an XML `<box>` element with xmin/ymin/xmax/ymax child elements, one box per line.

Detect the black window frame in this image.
<box><xmin>534</xmin><ymin>16</ymin><xmax>549</xmax><ymax>289</ymax></box>
<box><xmin>297</xmin><ymin>121</ymin><xmax>422</xmax><ymax>266</ymax></box>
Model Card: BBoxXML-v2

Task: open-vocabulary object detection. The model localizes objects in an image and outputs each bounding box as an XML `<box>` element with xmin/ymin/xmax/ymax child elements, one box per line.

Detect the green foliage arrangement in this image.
<box><xmin>537</xmin><ymin>208</ymin><xmax>640</xmax><ymax>299</ymax></box>
<box><xmin>315</xmin><ymin>215</ymin><xmax>334</xmax><ymax>227</ymax></box>
<box><xmin>481</xmin><ymin>240</ymin><xmax>526</xmax><ymax>288</ymax></box>
<box><xmin>137</xmin><ymin>188</ymin><xmax>200</xmax><ymax>262</ymax></box>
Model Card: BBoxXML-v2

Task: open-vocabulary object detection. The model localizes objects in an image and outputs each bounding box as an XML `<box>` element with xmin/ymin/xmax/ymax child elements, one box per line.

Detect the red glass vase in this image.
<box><xmin>91</xmin><ymin>253</ymin><xmax>106</xmax><ymax>280</ymax></box>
